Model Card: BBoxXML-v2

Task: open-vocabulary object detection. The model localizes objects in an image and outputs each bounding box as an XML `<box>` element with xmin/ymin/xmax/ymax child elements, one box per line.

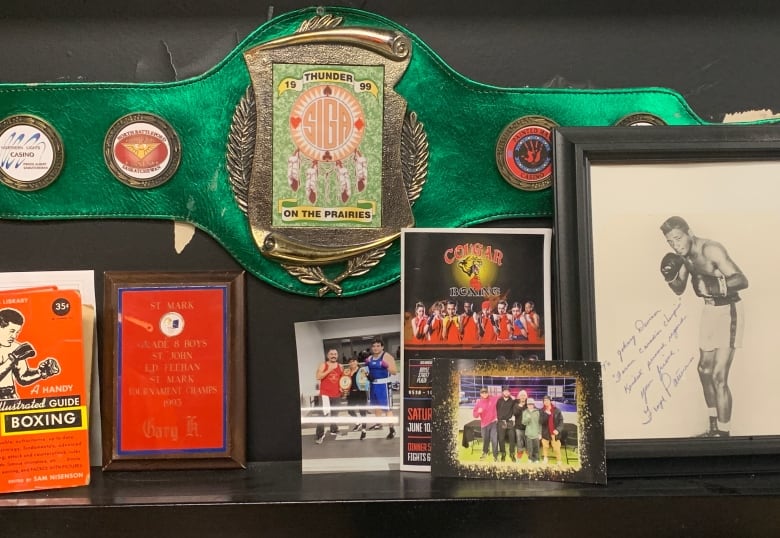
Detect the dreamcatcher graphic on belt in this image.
<box><xmin>286</xmin><ymin>84</ymin><xmax>369</xmax><ymax>205</ymax></box>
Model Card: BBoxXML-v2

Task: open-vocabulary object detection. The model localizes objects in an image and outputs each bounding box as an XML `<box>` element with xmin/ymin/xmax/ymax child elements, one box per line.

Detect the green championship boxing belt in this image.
<box><xmin>0</xmin><ymin>6</ymin><xmax>768</xmax><ymax>297</ymax></box>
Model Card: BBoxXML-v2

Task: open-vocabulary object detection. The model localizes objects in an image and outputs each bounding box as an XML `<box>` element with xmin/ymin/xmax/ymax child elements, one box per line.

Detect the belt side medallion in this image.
<box><xmin>495</xmin><ymin>115</ymin><xmax>557</xmax><ymax>191</ymax></box>
<box><xmin>104</xmin><ymin>113</ymin><xmax>181</xmax><ymax>189</ymax></box>
<box><xmin>0</xmin><ymin>115</ymin><xmax>64</xmax><ymax>192</ymax></box>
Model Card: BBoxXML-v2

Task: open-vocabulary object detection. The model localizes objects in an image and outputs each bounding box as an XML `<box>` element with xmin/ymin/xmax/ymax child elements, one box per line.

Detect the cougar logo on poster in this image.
<box><xmin>443</xmin><ymin>242</ymin><xmax>504</xmax><ymax>297</ymax></box>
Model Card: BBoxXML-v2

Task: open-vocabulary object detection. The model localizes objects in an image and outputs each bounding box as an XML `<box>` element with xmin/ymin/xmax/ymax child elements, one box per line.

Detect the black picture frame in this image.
<box><xmin>553</xmin><ymin>125</ymin><xmax>780</xmax><ymax>471</ymax></box>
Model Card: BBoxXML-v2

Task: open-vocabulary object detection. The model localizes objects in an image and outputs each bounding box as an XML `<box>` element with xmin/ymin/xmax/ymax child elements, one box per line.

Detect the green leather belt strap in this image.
<box><xmin>0</xmin><ymin>6</ymin><xmax>758</xmax><ymax>296</ymax></box>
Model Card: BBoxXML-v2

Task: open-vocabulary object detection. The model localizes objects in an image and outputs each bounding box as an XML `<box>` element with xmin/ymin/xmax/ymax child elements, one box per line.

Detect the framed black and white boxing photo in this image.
<box><xmin>553</xmin><ymin>125</ymin><xmax>780</xmax><ymax>466</ymax></box>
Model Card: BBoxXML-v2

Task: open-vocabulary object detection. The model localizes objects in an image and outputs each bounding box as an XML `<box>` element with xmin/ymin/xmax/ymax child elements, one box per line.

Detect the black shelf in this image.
<box><xmin>2</xmin><ymin>463</ymin><xmax>779</xmax><ymax>536</ymax></box>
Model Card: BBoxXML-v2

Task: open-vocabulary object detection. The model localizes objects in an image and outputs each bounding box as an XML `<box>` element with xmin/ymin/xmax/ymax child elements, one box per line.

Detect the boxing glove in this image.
<box><xmin>38</xmin><ymin>357</ymin><xmax>61</xmax><ymax>379</ymax></box>
<box><xmin>692</xmin><ymin>274</ymin><xmax>727</xmax><ymax>297</ymax></box>
<box><xmin>660</xmin><ymin>252</ymin><xmax>685</xmax><ymax>282</ymax></box>
<box><xmin>8</xmin><ymin>342</ymin><xmax>35</xmax><ymax>363</ymax></box>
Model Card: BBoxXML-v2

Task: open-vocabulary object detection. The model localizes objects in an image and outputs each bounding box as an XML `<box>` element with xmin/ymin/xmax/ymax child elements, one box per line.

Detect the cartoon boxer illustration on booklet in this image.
<box><xmin>0</xmin><ymin>308</ymin><xmax>60</xmax><ymax>400</ymax></box>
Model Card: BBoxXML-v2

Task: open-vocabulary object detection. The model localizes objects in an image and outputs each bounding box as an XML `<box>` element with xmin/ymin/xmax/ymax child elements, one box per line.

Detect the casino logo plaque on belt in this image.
<box><xmin>0</xmin><ymin>115</ymin><xmax>64</xmax><ymax>191</ymax></box>
<box><xmin>227</xmin><ymin>14</ymin><xmax>428</xmax><ymax>296</ymax></box>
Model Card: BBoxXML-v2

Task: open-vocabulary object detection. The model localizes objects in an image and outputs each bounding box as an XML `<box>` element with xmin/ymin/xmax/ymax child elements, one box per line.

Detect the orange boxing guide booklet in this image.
<box><xmin>0</xmin><ymin>287</ymin><xmax>89</xmax><ymax>493</ymax></box>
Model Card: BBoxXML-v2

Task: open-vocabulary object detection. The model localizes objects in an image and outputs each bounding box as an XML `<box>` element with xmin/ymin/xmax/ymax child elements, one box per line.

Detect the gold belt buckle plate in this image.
<box><xmin>227</xmin><ymin>15</ymin><xmax>429</xmax><ymax>296</ymax></box>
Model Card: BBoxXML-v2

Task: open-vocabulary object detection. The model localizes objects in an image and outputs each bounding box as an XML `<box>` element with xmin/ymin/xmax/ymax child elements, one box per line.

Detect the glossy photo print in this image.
<box><xmin>295</xmin><ymin>314</ymin><xmax>401</xmax><ymax>473</ymax></box>
<box><xmin>431</xmin><ymin>358</ymin><xmax>605</xmax><ymax>484</ymax></box>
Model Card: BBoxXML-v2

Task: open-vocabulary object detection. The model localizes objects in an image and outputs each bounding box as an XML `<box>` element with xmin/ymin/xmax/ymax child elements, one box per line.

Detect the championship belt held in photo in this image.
<box><xmin>0</xmin><ymin>7</ymin><xmax>773</xmax><ymax>297</ymax></box>
<box><xmin>339</xmin><ymin>374</ymin><xmax>353</xmax><ymax>394</ymax></box>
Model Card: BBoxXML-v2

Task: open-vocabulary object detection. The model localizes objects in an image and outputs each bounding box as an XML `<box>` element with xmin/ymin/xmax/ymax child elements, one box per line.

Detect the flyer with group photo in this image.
<box><xmin>400</xmin><ymin>227</ymin><xmax>553</xmax><ymax>471</ymax></box>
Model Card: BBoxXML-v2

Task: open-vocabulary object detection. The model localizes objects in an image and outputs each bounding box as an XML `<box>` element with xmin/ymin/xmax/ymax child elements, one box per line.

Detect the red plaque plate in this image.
<box><xmin>102</xmin><ymin>271</ymin><xmax>245</xmax><ymax>470</ymax></box>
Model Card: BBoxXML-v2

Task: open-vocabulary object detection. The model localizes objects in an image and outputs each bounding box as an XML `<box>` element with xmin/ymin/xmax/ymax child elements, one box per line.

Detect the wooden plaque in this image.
<box><xmin>101</xmin><ymin>271</ymin><xmax>245</xmax><ymax>470</ymax></box>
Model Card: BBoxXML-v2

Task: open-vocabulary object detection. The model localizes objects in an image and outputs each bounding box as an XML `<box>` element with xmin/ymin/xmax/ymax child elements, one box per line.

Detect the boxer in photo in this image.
<box><xmin>314</xmin><ymin>348</ymin><xmax>344</xmax><ymax>444</ymax></box>
<box><xmin>409</xmin><ymin>302</ymin><xmax>429</xmax><ymax>344</ymax></box>
<box><xmin>365</xmin><ymin>338</ymin><xmax>398</xmax><ymax>439</ymax></box>
<box><xmin>660</xmin><ymin>216</ymin><xmax>748</xmax><ymax>437</ymax></box>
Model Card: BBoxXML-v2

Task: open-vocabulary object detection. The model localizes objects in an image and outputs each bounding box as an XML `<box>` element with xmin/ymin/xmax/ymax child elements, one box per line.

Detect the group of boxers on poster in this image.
<box><xmin>407</xmin><ymin>298</ymin><xmax>542</xmax><ymax>345</ymax></box>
